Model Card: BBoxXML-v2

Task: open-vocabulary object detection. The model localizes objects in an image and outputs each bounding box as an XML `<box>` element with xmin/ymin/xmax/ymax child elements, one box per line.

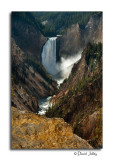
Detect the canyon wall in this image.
<box><xmin>57</xmin><ymin>13</ymin><xmax>102</xmax><ymax>58</ymax></box>
<box><xmin>11</xmin><ymin>13</ymin><xmax>57</xmax><ymax>112</ymax></box>
<box><xmin>46</xmin><ymin>43</ymin><xmax>102</xmax><ymax>148</ymax></box>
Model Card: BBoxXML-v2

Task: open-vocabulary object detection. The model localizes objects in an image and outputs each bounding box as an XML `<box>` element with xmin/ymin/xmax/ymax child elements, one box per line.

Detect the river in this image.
<box><xmin>38</xmin><ymin>37</ymin><xmax>81</xmax><ymax>115</ymax></box>
<box><xmin>38</xmin><ymin>96</ymin><xmax>52</xmax><ymax>115</ymax></box>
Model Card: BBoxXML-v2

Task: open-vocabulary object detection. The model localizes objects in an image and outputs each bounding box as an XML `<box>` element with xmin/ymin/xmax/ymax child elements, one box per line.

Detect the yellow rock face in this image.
<box><xmin>11</xmin><ymin>107</ymin><xmax>93</xmax><ymax>149</ymax></box>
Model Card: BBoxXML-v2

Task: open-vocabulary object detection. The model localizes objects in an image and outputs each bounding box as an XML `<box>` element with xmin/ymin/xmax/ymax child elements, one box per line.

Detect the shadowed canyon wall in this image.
<box><xmin>11</xmin><ymin>12</ymin><xmax>57</xmax><ymax>112</ymax></box>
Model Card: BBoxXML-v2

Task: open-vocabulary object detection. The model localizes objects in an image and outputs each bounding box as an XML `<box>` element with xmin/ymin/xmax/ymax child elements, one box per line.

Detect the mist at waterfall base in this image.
<box><xmin>38</xmin><ymin>37</ymin><xmax>82</xmax><ymax>115</ymax></box>
<box><xmin>54</xmin><ymin>53</ymin><xmax>82</xmax><ymax>85</ymax></box>
<box><xmin>42</xmin><ymin>37</ymin><xmax>82</xmax><ymax>85</ymax></box>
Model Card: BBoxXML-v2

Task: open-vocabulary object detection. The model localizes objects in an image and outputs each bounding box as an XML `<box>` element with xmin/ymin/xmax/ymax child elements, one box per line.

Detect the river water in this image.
<box><xmin>38</xmin><ymin>37</ymin><xmax>82</xmax><ymax>115</ymax></box>
<box><xmin>38</xmin><ymin>96</ymin><xmax>52</xmax><ymax>115</ymax></box>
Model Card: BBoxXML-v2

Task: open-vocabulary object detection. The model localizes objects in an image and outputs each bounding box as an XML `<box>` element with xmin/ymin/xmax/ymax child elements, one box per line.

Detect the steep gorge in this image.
<box><xmin>46</xmin><ymin>43</ymin><xmax>102</xmax><ymax>148</ymax></box>
<box><xmin>11</xmin><ymin>12</ymin><xmax>57</xmax><ymax>112</ymax></box>
<box><xmin>11</xmin><ymin>12</ymin><xmax>102</xmax><ymax>149</ymax></box>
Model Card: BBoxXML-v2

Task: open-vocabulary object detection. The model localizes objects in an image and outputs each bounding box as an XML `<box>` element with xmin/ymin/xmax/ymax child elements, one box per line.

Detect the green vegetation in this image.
<box><xmin>32</xmin><ymin>12</ymin><xmax>101</xmax><ymax>37</ymax></box>
<box><xmin>11</xmin><ymin>12</ymin><xmax>102</xmax><ymax>37</ymax></box>
<box><xmin>11</xmin><ymin>12</ymin><xmax>42</xmax><ymax>32</ymax></box>
<box><xmin>85</xmin><ymin>42</ymin><xmax>102</xmax><ymax>66</ymax></box>
<box><xmin>46</xmin><ymin>69</ymin><xmax>102</xmax><ymax>118</ymax></box>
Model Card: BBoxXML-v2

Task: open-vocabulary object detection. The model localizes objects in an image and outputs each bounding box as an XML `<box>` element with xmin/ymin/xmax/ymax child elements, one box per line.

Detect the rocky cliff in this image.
<box><xmin>11</xmin><ymin>38</ymin><xmax>57</xmax><ymax>112</ymax></box>
<box><xmin>57</xmin><ymin>13</ymin><xmax>102</xmax><ymax>58</ymax></box>
<box><xmin>46</xmin><ymin>43</ymin><xmax>102</xmax><ymax>148</ymax></box>
<box><xmin>58</xmin><ymin>23</ymin><xmax>83</xmax><ymax>58</ymax></box>
<box><xmin>11</xmin><ymin>12</ymin><xmax>57</xmax><ymax>112</ymax></box>
<box><xmin>11</xmin><ymin>12</ymin><xmax>47</xmax><ymax>60</ymax></box>
<box><xmin>11</xmin><ymin>107</ymin><xmax>93</xmax><ymax>149</ymax></box>
<box><xmin>84</xmin><ymin>13</ymin><xmax>102</xmax><ymax>44</ymax></box>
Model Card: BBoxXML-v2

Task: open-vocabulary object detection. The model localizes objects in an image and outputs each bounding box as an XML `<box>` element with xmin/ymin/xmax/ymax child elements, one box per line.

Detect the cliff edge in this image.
<box><xmin>11</xmin><ymin>107</ymin><xmax>92</xmax><ymax>149</ymax></box>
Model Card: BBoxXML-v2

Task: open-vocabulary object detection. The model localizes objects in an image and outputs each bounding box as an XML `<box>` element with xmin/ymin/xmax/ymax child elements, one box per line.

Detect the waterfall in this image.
<box><xmin>39</xmin><ymin>37</ymin><xmax>82</xmax><ymax>115</ymax></box>
<box><xmin>42</xmin><ymin>37</ymin><xmax>58</xmax><ymax>75</ymax></box>
<box><xmin>41</xmin><ymin>37</ymin><xmax>82</xmax><ymax>84</ymax></box>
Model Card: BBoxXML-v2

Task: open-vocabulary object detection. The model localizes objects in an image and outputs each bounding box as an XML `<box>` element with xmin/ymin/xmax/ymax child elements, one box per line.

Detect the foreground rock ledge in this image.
<box><xmin>11</xmin><ymin>107</ymin><xmax>93</xmax><ymax>149</ymax></box>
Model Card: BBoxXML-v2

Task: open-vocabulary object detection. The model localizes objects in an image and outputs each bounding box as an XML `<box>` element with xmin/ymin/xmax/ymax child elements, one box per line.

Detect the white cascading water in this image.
<box><xmin>42</xmin><ymin>37</ymin><xmax>82</xmax><ymax>83</ymax></box>
<box><xmin>42</xmin><ymin>37</ymin><xmax>58</xmax><ymax>75</ymax></box>
<box><xmin>39</xmin><ymin>37</ymin><xmax>82</xmax><ymax>115</ymax></box>
<box><xmin>39</xmin><ymin>37</ymin><xmax>58</xmax><ymax>115</ymax></box>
